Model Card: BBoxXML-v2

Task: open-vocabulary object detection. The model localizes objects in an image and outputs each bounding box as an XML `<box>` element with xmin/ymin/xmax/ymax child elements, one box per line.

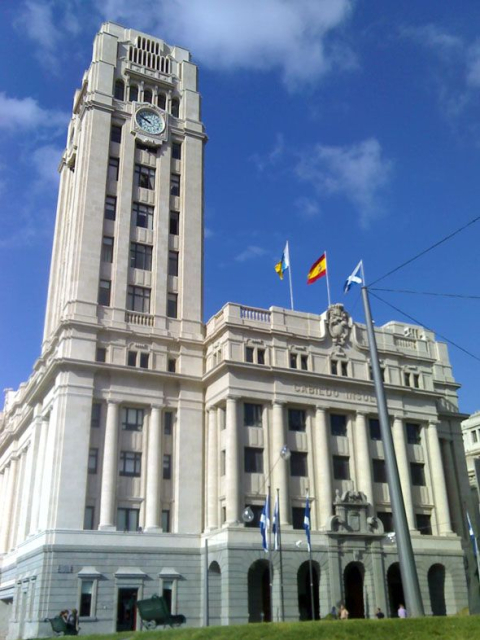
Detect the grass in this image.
<box><xmin>59</xmin><ymin>617</ymin><xmax>480</xmax><ymax>640</ymax></box>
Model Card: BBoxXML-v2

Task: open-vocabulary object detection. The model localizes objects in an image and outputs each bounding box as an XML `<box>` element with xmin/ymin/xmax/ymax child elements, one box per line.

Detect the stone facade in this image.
<box><xmin>0</xmin><ymin>22</ymin><xmax>479</xmax><ymax>640</ymax></box>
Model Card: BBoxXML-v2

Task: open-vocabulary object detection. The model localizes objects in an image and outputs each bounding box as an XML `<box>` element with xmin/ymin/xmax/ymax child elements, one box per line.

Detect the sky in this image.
<box><xmin>1</xmin><ymin>0</ymin><xmax>480</xmax><ymax>414</ymax></box>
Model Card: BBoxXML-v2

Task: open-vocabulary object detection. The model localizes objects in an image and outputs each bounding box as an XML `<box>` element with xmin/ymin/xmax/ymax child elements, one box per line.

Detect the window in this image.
<box><xmin>168</xmin><ymin>358</ymin><xmax>176</xmax><ymax>373</ymax></box>
<box><xmin>122</xmin><ymin>407</ymin><xmax>144</xmax><ymax>431</ymax></box>
<box><xmin>135</xmin><ymin>164</ymin><xmax>156</xmax><ymax>190</ymax></box>
<box><xmin>406</xmin><ymin>422</ymin><xmax>421</xmax><ymax>445</ymax></box>
<box><xmin>373</xmin><ymin>459</ymin><xmax>387</xmax><ymax>483</ymax></box>
<box><xmin>130</xmin><ymin>242</ymin><xmax>153</xmax><ymax>270</ymax></box>
<box><xmin>164</xmin><ymin>412</ymin><xmax>173</xmax><ymax>435</ymax></box>
<box><xmin>114</xmin><ymin>80</ymin><xmax>125</xmax><ymax>101</ymax></box>
<box><xmin>168</xmin><ymin>251</ymin><xmax>179</xmax><ymax>277</ymax></box>
<box><xmin>157</xmin><ymin>93</ymin><xmax>166</xmax><ymax>110</ymax></box>
<box><xmin>88</xmin><ymin>448</ymin><xmax>98</xmax><ymax>474</ymax></box>
<box><xmin>330</xmin><ymin>414</ymin><xmax>347</xmax><ymax>437</ymax></box>
<box><xmin>143</xmin><ymin>88</ymin><xmax>153</xmax><ymax>103</ymax></box>
<box><xmin>110</xmin><ymin>125</ymin><xmax>122</xmax><ymax>143</ymax></box>
<box><xmin>101</xmin><ymin>236</ymin><xmax>114</xmax><ymax>263</ymax></box>
<box><xmin>244</xmin><ymin>403</ymin><xmax>262</xmax><ymax>428</ymax></box>
<box><xmin>288</xmin><ymin>409</ymin><xmax>306</xmax><ymax>432</ymax></box>
<box><xmin>300</xmin><ymin>355</ymin><xmax>308</xmax><ymax>370</ymax></box>
<box><xmin>473</xmin><ymin>431</ymin><xmax>478</xmax><ymax>444</ymax></box>
<box><xmin>172</xmin><ymin>142</ymin><xmax>182</xmax><ymax>160</ymax></box>
<box><xmin>162</xmin><ymin>509</ymin><xmax>170</xmax><ymax>532</ymax></box>
<box><xmin>416</xmin><ymin>513</ymin><xmax>432</xmax><ymax>535</ymax></box>
<box><xmin>369</xmin><ymin>418</ymin><xmax>381</xmax><ymax>441</ymax></box>
<box><xmin>369</xmin><ymin>365</ymin><xmax>385</xmax><ymax>382</ymax></box>
<box><xmin>129</xmin><ymin>84</ymin><xmax>138</xmax><ymax>101</ymax></box>
<box><xmin>341</xmin><ymin>361</ymin><xmax>348</xmax><ymax>376</ymax></box>
<box><xmin>140</xmin><ymin>353</ymin><xmax>149</xmax><ymax>369</ymax></box>
<box><xmin>246</xmin><ymin>347</ymin><xmax>254</xmax><ymax>363</ymax></box>
<box><xmin>127</xmin><ymin>351</ymin><xmax>137</xmax><ymax>366</ymax></box>
<box><xmin>290</xmin><ymin>451</ymin><xmax>308</xmax><ymax>477</ymax></box>
<box><xmin>244</xmin><ymin>505</ymin><xmax>264</xmax><ymax>528</ymax></box>
<box><xmin>171</xmin><ymin>98</ymin><xmax>180</xmax><ymax>118</ymax></box>
<box><xmin>245</xmin><ymin>346</ymin><xmax>265</xmax><ymax>365</ymax></box>
<box><xmin>119</xmin><ymin>451</ymin><xmax>142</xmax><ymax>477</ymax></box>
<box><xmin>411</xmin><ymin>462</ymin><xmax>426</xmax><ymax>486</ymax></box>
<box><xmin>96</xmin><ymin>347</ymin><xmax>106</xmax><ymax>363</ymax></box>
<box><xmin>91</xmin><ymin>403</ymin><xmax>101</xmax><ymax>429</ymax></box>
<box><xmin>169</xmin><ymin>211</ymin><xmax>179</xmax><ymax>235</ymax></box>
<box><xmin>167</xmin><ymin>293</ymin><xmax>178</xmax><ymax>318</ymax></box>
<box><xmin>163</xmin><ymin>454</ymin><xmax>172</xmax><ymax>480</ymax></box>
<box><xmin>127</xmin><ymin>285</ymin><xmax>151</xmax><ymax>313</ymax></box>
<box><xmin>83</xmin><ymin>506</ymin><xmax>95</xmax><ymax>530</ymax></box>
<box><xmin>290</xmin><ymin>353</ymin><xmax>297</xmax><ymax>369</ymax></box>
<box><xmin>80</xmin><ymin>580</ymin><xmax>94</xmax><ymax>617</ymax></box>
<box><xmin>133</xmin><ymin>202</ymin><xmax>154</xmax><ymax>229</ymax></box>
<box><xmin>377</xmin><ymin>511</ymin><xmax>394</xmax><ymax>533</ymax></box>
<box><xmin>331</xmin><ymin>359</ymin><xmax>348</xmax><ymax>376</ymax></box>
<box><xmin>333</xmin><ymin>455</ymin><xmax>350</xmax><ymax>480</ymax></box>
<box><xmin>108</xmin><ymin>157</ymin><xmax>119</xmax><ymax>181</ymax></box>
<box><xmin>257</xmin><ymin>349</ymin><xmax>265</xmax><ymax>364</ymax></box>
<box><xmin>244</xmin><ymin>447</ymin><xmax>264</xmax><ymax>473</ymax></box>
<box><xmin>117</xmin><ymin>507</ymin><xmax>139</xmax><ymax>531</ymax></box>
<box><xmin>105</xmin><ymin>195</ymin><xmax>117</xmax><ymax>220</ymax></box>
<box><xmin>292</xmin><ymin>507</ymin><xmax>305</xmax><ymax>530</ymax></box>
<box><xmin>98</xmin><ymin>279</ymin><xmax>111</xmax><ymax>306</ymax></box>
<box><xmin>404</xmin><ymin>372</ymin><xmax>420</xmax><ymax>388</ymax></box>
<box><xmin>331</xmin><ymin>359</ymin><xmax>338</xmax><ymax>375</ymax></box>
<box><xmin>170</xmin><ymin>174</ymin><xmax>180</xmax><ymax>196</ymax></box>
<box><xmin>220</xmin><ymin>450</ymin><xmax>226</xmax><ymax>476</ymax></box>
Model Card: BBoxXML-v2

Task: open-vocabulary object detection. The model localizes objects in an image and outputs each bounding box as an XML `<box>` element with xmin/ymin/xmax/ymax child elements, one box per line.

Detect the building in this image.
<box><xmin>0</xmin><ymin>22</ymin><xmax>478</xmax><ymax>639</ymax></box>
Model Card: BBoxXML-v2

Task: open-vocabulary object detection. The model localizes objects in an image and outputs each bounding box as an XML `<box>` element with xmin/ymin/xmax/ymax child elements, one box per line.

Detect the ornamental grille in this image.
<box><xmin>128</xmin><ymin>36</ymin><xmax>171</xmax><ymax>74</ymax></box>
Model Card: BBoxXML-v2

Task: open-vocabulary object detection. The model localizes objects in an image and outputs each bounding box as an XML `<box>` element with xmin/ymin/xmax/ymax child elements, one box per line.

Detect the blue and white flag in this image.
<box><xmin>467</xmin><ymin>512</ymin><xmax>479</xmax><ymax>557</ymax></box>
<box><xmin>344</xmin><ymin>260</ymin><xmax>363</xmax><ymax>293</ymax></box>
<box><xmin>272</xmin><ymin>494</ymin><xmax>280</xmax><ymax>551</ymax></box>
<box><xmin>260</xmin><ymin>495</ymin><xmax>270</xmax><ymax>552</ymax></box>
<box><xmin>304</xmin><ymin>495</ymin><xmax>311</xmax><ymax>552</ymax></box>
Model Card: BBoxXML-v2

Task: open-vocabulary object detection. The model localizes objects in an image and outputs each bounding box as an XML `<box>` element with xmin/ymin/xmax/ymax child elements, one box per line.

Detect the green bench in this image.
<box><xmin>136</xmin><ymin>594</ymin><xmax>186</xmax><ymax>629</ymax></box>
<box><xmin>45</xmin><ymin>616</ymin><xmax>79</xmax><ymax>636</ymax></box>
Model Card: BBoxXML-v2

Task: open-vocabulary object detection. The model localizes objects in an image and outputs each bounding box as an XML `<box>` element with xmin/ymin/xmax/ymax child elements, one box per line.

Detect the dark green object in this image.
<box><xmin>136</xmin><ymin>594</ymin><xmax>186</xmax><ymax>629</ymax></box>
<box><xmin>45</xmin><ymin>616</ymin><xmax>79</xmax><ymax>636</ymax></box>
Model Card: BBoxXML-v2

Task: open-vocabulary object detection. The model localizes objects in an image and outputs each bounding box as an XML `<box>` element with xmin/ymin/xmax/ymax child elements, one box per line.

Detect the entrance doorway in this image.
<box><xmin>297</xmin><ymin>561</ymin><xmax>320</xmax><ymax>620</ymax></box>
<box><xmin>344</xmin><ymin>562</ymin><xmax>364</xmax><ymax>618</ymax></box>
<box><xmin>248</xmin><ymin>560</ymin><xmax>271</xmax><ymax>622</ymax></box>
<box><xmin>428</xmin><ymin>564</ymin><xmax>446</xmax><ymax>616</ymax></box>
<box><xmin>387</xmin><ymin>563</ymin><xmax>405</xmax><ymax>617</ymax></box>
<box><xmin>116</xmin><ymin>588</ymin><xmax>138</xmax><ymax>631</ymax></box>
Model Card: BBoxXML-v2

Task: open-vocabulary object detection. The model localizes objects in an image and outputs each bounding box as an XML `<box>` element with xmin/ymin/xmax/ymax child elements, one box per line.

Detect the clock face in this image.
<box><xmin>136</xmin><ymin>109</ymin><xmax>165</xmax><ymax>135</ymax></box>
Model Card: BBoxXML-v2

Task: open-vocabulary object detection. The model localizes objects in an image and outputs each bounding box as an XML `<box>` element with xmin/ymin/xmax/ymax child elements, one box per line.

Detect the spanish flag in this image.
<box><xmin>307</xmin><ymin>253</ymin><xmax>327</xmax><ymax>284</ymax></box>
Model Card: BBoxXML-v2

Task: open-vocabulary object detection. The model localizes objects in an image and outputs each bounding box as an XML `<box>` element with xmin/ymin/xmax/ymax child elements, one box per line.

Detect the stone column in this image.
<box><xmin>29</xmin><ymin>414</ymin><xmax>49</xmax><ymax>535</ymax></box>
<box><xmin>272</xmin><ymin>401</ymin><xmax>290</xmax><ymax>525</ymax></box>
<box><xmin>354</xmin><ymin>412</ymin><xmax>374</xmax><ymax>514</ymax></box>
<box><xmin>313</xmin><ymin>406</ymin><xmax>333</xmax><ymax>529</ymax></box>
<box><xmin>207</xmin><ymin>406</ymin><xmax>219</xmax><ymax>530</ymax></box>
<box><xmin>225</xmin><ymin>396</ymin><xmax>240</xmax><ymax>524</ymax></box>
<box><xmin>0</xmin><ymin>459</ymin><xmax>18</xmax><ymax>552</ymax></box>
<box><xmin>99</xmin><ymin>401</ymin><xmax>119</xmax><ymax>530</ymax></box>
<box><xmin>145</xmin><ymin>405</ymin><xmax>162</xmax><ymax>531</ymax></box>
<box><xmin>427</xmin><ymin>421</ymin><xmax>452</xmax><ymax>535</ymax></box>
<box><xmin>392</xmin><ymin>416</ymin><xmax>416</xmax><ymax>530</ymax></box>
<box><xmin>0</xmin><ymin>464</ymin><xmax>11</xmax><ymax>552</ymax></box>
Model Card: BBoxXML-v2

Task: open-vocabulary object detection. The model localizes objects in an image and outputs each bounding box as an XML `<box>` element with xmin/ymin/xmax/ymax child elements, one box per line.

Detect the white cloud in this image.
<box><xmin>0</xmin><ymin>92</ymin><xmax>68</xmax><ymax>132</ymax></box>
<box><xmin>31</xmin><ymin>145</ymin><xmax>62</xmax><ymax>185</ymax></box>
<box><xmin>466</xmin><ymin>40</ymin><xmax>480</xmax><ymax>88</ymax></box>
<box><xmin>401</xmin><ymin>24</ymin><xmax>463</xmax><ymax>55</ymax></box>
<box><xmin>295</xmin><ymin>196</ymin><xmax>321</xmax><ymax>219</ymax></box>
<box><xmin>251</xmin><ymin>133</ymin><xmax>285</xmax><ymax>172</ymax></box>
<box><xmin>234</xmin><ymin>245</ymin><xmax>268</xmax><ymax>262</ymax></box>
<box><xmin>296</xmin><ymin>138</ymin><xmax>393</xmax><ymax>227</ymax></box>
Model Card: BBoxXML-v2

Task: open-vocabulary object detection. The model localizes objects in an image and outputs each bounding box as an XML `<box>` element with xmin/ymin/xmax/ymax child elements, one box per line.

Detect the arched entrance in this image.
<box><xmin>208</xmin><ymin>561</ymin><xmax>222</xmax><ymax>625</ymax></box>
<box><xmin>428</xmin><ymin>564</ymin><xmax>446</xmax><ymax>616</ymax></box>
<box><xmin>387</xmin><ymin>562</ymin><xmax>405</xmax><ymax>617</ymax></box>
<box><xmin>344</xmin><ymin>562</ymin><xmax>364</xmax><ymax>618</ymax></box>
<box><xmin>297</xmin><ymin>561</ymin><xmax>320</xmax><ymax>620</ymax></box>
<box><xmin>248</xmin><ymin>560</ymin><xmax>271</xmax><ymax>622</ymax></box>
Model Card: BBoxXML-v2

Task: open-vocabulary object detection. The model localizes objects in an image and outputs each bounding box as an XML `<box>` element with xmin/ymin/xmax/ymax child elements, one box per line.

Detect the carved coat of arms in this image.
<box><xmin>327</xmin><ymin>304</ymin><xmax>351</xmax><ymax>346</ymax></box>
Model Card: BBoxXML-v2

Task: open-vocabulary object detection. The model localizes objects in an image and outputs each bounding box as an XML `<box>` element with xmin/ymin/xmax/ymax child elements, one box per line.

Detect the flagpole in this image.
<box><xmin>361</xmin><ymin>284</ymin><xmax>424</xmax><ymax>617</ymax></box>
<box><xmin>325</xmin><ymin>251</ymin><xmax>332</xmax><ymax>307</ymax></box>
<box><xmin>306</xmin><ymin>491</ymin><xmax>315</xmax><ymax>620</ymax></box>
<box><xmin>267</xmin><ymin>485</ymin><xmax>273</xmax><ymax>622</ymax></box>
<box><xmin>287</xmin><ymin>242</ymin><xmax>295</xmax><ymax>310</ymax></box>
<box><xmin>276</xmin><ymin>488</ymin><xmax>285</xmax><ymax>622</ymax></box>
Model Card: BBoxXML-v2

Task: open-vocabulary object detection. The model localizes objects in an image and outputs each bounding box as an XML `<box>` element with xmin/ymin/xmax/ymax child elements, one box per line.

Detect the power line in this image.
<box><xmin>369</xmin><ymin>290</ymin><xmax>480</xmax><ymax>364</ymax></box>
<box><xmin>369</xmin><ymin>214</ymin><xmax>480</xmax><ymax>287</ymax></box>
<box><xmin>371</xmin><ymin>288</ymin><xmax>480</xmax><ymax>300</ymax></box>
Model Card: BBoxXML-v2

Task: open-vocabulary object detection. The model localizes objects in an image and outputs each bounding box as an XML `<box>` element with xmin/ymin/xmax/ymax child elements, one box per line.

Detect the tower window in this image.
<box><xmin>143</xmin><ymin>88</ymin><xmax>153</xmax><ymax>103</ymax></box>
<box><xmin>168</xmin><ymin>358</ymin><xmax>176</xmax><ymax>373</ymax></box>
<box><xmin>135</xmin><ymin>164</ymin><xmax>156</xmax><ymax>190</ymax></box>
<box><xmin>167</xmin><ymin>293</ymin><xmax>178</xmax><ymax>318</ymax></box>
<box><xmin>406</xmin><ymin>422</ymin><xmax>421</xmax><ymax>445</ymax></box>
<box><xmin>157</xmin><ymin>93</ymin><xmax>166</xmax><ymax>110</ymax></box>
<box><xmin>108</xmin><ymin>157</ymin><xmax>119</xmax><ymax>181</ymax></box>
<box><xmin>110</xmin><ymin>125</ymin><xmax>122</xmax><ymax>144</ymax></box>
<box><xmin>130</xmin><ymin>242</ymin><xmax>153</xmax><ymax>271</ymax></box>
<box><xmin>105</xmin><ymin>196</ymin><xmax>117</xmax><ymax>220</ymax></box>
<box><xmin>244</xmin><ymin>403</ymin><xmax>262</xmax><ymax>428</ymax></box>
<box><xmin>133</xmin><ymin>202</ymin><xmax>154</xmax><ymax>230</ymax></box>
<box><xmin>171</xmin><ymin>98</ymin><xmax>180</xmax><ymax>118</ymax></box>
<box><xmin>114</xmin><ymin>79</ymin><xmax>125</xmax><ymax>101</ymax></box>
<box><xmin>129</xmin><ymin>84</ymin><xmax>139</xmax><ymax>101</ymax></box>
<box><xmin>140</xmin><ymin>353</ymin><xmax>149</xmax><ymax>369</ymax></box>
<box><xmin>369</xmin><ymin>418</ymin><xmax>381</xmax><ymax>441</ymax></box>
<box><xmin>172</xmin><ymin>142</ymin><xmax>182</xmax><ymax>160</ymax></box>
<box><xmin>101</xmin><ymin>236</ymin><xmax>114</xmax><ymax>263</ymax></box>
<box><xmin>98</xmin><ymin>279</ymin><xmax>111</xmax><ymax>306</ymax></box>
<box><xmin>169</xmin><ymin>211</ymin><xmax>179</xmax><ymax>235</ymax></box>
<box><xmin>168</xmin><ymin>251</ymin><xmax>179</xmax><ymax>277</ymax></box>
<box><xmin>410</xmin><ymin>462</ymin><xmax>426</xmax><ymax>486</ymax></box>
<box><xmin>170</xmin><ymin>174</ymin><xmax>180</xmax><ymax>196</ymax></box>
<box><xmin>96</xmin><ymin>347</ymin><xmax>106</xmax><ymax>363</ymax></box>
<box><xmin>127</xmin><ymin>285</ymin><xmax>151</xmax><ymax>313</ymax></box>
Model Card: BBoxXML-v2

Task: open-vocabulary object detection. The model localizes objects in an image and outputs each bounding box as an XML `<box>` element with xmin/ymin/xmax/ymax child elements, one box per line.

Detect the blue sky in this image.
<box><xmin>1</xmin><ymin>0</ymin><xmax>480</xmax><ymax>414</ymax></box>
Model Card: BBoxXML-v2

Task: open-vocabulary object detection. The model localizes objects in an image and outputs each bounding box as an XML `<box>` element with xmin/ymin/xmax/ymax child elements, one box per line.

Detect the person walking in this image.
<box><xmin>398</xmin><ymin>604</ymin><xmax>407</xmax><ymax>618</ymax></box>
<box><xmin>375</xmin><ymin>607</ymin><xmax>385</xmax><ymax>619</ymax></box>
<box><xmin>339</xmin><ymin>604</ymin><xmax>349</xmax><ymax>619</ymax></box>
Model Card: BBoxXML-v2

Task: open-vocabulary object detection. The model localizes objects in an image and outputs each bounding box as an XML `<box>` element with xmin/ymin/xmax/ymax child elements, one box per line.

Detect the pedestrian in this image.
<box><xmin>375</xmin><ymin>607</ymin><xmax>385</xmax><ymax>619</ymax></box>
<box><xmin>330</xmin><ymin>605</ymin><xmax>337</xmax><ymax>619</ymax></box>
<box><xmin>398</xmin><ymin>603</ymin><xmax>407</xmax><ymax>618</ymax></box>
<box><xmin>339</xmin><ymin>604</ymin><xmax>349</xmax><ymax>619</ymax></box>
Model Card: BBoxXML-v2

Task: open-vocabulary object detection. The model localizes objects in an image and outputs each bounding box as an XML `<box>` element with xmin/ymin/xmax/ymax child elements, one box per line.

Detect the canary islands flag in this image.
<box><xmin>275</xmin><ymin>242</ymin><xmax>290</xmax><ymax>280</ymax></box>
<box><xmin>307</xmin><ymin>253</ymin><xmax>327</xmax><ymax>285</ymax></box>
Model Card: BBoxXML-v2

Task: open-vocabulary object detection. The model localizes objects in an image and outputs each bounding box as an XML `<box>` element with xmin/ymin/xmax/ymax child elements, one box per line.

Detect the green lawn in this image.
<box><xmin>70</xmin><ymin>617</ymin><xmax>480</xmax><ymax>640</ymax></box>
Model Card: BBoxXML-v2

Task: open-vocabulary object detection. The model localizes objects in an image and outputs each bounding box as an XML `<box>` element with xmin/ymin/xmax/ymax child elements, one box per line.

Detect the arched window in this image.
<box><xmin>129</xmin><ymin>84</ymin><xmax>139</xmax><ymax>102</ymax></box>
<box><xmin>144</xmin><ymin>88</ymin><xmax>153</xmax><ymax>104</ymax></box>
<box><xmin>114</xmin><ymin>80</ymin><xmax>125</xmax><ymax>101</ymax></box>
<box><xmin>157</xmin><ymin>93</ymin><xmax>166</xmax><ymax>110</ymax></box>
<box><xmin>171</xmin><ymin>98</ymin><xmax>180</xmax><ymax>118</ymax></box>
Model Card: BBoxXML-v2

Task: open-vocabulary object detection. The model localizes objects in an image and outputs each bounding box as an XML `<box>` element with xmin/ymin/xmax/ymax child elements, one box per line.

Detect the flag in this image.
<box><xmin>344</xmin><ymin>260</ymin><xmax>363</xmax><ymax>293</ymax></box>
<box><xmin>307</xmin><ymin>253</ymin><xmax>327</xmax><ymax>285</ymax></box>
<box><xmin>467</xmin><ymin>512</ymin><xmax>479</xmax><ymax>557</ymax></box>
<box><xmin>275</xmin><ymin>242</ymin><xmax>290</xmax><ymax>280</ymax></box>
<box><xmin>272</xmin><ymin>494</ymin><xmax>280</xmax><ymax>551</ymax></box>
<box><xmin>260</xmin><ymin>495</ymin><xmax>270</xmax><ymax>552</ymax></box>
<box><xmin>304</xmin><ymin>496</ymin><xmax>311</xmax><ymax>552</ymax></box>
